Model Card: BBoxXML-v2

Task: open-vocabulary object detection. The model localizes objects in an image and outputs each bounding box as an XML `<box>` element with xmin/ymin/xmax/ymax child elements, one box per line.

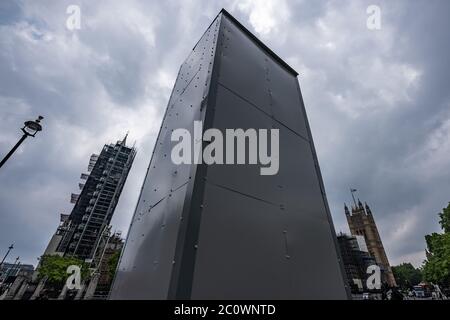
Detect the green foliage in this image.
<box><xmin>38</xmin><ymin>254</ymin><xmax>90</xmax><ymax>286</ymax></box>
<box><xmin>439</xmin><ymin>203</ymin><xmax>450</xmax><ymax>233</ymax></box>
<box><xmin>392</xmin><ymin>263</ymin><xmax>422</xmax><ymax>288</ymax></box>
<box><xmin>107</xmin><ymin>251</ymin><xmax>120</xmax><ymax>279</ymax></box>
<box><xmin>423</xmin><ymin>232</ymin><xmax>450</xmax><ymax>285</ymax></box>
<box><xmin>422</xmin><ymin>203</ymin><xmax>450</xmax><ymax>287</ymax></box>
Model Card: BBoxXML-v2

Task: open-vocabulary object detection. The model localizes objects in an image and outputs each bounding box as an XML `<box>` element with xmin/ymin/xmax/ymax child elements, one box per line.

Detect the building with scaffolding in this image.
<box><xmin>337</xmin><ymin>233</ymin><xmax>378</xmax><ymax>293</ymax></box>
<box><xmin>82</xmin><ymin>231</ymin><xmax>124</xmax><ymax>300</ymax></box>
<box><xmin>12</xmin><ymin>135</ymin><xmax>136</xmax><ymax>300</ymax></box>
<box><xmin>54</xmin><ymin>134</ymin><xmax>135</xmax><ymax>260</ymax></box>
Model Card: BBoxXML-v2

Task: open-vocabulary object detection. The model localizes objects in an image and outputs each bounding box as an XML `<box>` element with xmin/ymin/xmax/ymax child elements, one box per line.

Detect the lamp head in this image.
<box><xmin>22</xmin><ymin>116</ymin><xmax>44</xmax><ymax>137</ymax></box>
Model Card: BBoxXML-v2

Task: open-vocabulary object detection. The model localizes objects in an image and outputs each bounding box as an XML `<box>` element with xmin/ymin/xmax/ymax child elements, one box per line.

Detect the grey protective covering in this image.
<box><xmin>110</xmin><ymin>9</ymin><xmax>349</xmax><ymax>300</ymax></box>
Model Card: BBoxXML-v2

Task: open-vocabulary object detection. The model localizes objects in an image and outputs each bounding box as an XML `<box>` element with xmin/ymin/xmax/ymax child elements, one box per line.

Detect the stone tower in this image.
<box><xmin>345</xmin><ymin>201</ymin><xmax>396</xmax><ymax>287</ymax></box>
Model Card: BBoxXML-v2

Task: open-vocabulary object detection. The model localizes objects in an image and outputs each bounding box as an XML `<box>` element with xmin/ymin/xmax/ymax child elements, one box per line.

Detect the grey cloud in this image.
<box><xmin>0</xmin><ymin>0</ymin><xmax>449</xmax><ymax>269</ymax></box>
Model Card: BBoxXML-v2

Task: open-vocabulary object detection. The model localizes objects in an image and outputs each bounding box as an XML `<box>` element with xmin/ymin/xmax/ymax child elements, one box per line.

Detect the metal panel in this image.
<box><xmin>267</xmin><ymin>60</ymin><xmax>309</xmax><ymax>139</ymax></box>
<box><xmin>218</xmin><ymin>16</ymin><xmax>272</xmax><ymax>116</ymax></box>
<box><xmin>188</xmin><ymin>12</ymin><xmax>348</xmax><ymax>299</ymax></box>
<box><xmin>110</xmin><ymin>184</ymin><xmax>187</xmax><ymax>299</ymax></box>
<box><xmin>110</xmin><ymin>9</ymin><xmax>349</xmax><ymax>300</ymax></box>
<box><xmin>191</xmin><ymin>182</ymin><xmax>289</xmax><ymax>299</ymax></box>
<box><xmin>218</xmin><ymin>15</ymin><xmax>309</xmax><ymax>140</ymax></box>
<box><xmin>281</xmin><ymin>213</ymin><xmax>348</xmax><ymax>299</ymax></box>
<box><xmin>205</xmin><ymin>85</ymin><xmax>282</xmax><ymax>205</ymax></box>
<box><xmin>110</xmin><ymin>14</ymin><xmax>221</xmax><ymax>300</ymax></box>
<box><xmin>276</xmin><ymin>124</ymin><xmax>327</xmax><ymax>216</ymax></box>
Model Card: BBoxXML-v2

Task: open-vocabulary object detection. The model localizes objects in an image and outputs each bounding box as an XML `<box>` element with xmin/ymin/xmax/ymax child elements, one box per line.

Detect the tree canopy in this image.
<box><xmin>38</xmin><ymin>254</ymin><xmax>90</xmax><ymax>286</ymax></box>
<box><xmin>107</xmin><ymin>251</ymin><xmax>120</xmax><ymax>280</ymax></box>
<box><xmin>391</xmin><ymin>263</ymin><xmax>422</xmax><ymax>288</ymax></box>
<box><xmin>422</xmin><ymin>203</ymin><xmax>450</xmax><ymax>287</ymax></box>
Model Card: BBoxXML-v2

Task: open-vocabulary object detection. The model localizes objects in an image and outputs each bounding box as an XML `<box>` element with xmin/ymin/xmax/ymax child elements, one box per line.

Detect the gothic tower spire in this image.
<box><xmin>344</xmin><ymin>196</ymin><xmax>396</xmax><ymax>287</ymax></box>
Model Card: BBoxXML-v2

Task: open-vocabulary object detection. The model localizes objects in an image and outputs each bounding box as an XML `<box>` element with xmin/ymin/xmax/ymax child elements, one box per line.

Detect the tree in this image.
<box><xmin>392</xmin><ymin>263</ymin><xmax>422</xmax><ymax>289</ymax></box>
<box><xmin>439</xmin><ymin>203</ymin><xmax>450</xmax><ymax>233</ymax></box>
<box><xmin>107</xmin><ymin>251</ymin><xmax>121</xmax><ymax>280</ymax></box>
<box><xmin>422</xmin><ymin>203</ymin><xmax>450</xmax><ymax>287</ymax></box>
<box><xmin>38</xmin><ymin>255</ymin><xmax>90</xmax><ymax>288</ymax></box>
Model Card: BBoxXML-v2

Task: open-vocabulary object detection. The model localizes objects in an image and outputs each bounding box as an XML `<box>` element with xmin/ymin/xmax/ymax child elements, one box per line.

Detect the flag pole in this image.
<box><xmin>350</xmin><ymin>188</ymin><xmax>357</xmax><ymax>208</ymax></box>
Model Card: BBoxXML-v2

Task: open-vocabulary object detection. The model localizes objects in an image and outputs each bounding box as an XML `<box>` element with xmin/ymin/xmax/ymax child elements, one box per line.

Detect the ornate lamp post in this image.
<box><xmin>0</xmin><ymin>116</ymin><xmax>44</xmax><ymax>169</ymax></box>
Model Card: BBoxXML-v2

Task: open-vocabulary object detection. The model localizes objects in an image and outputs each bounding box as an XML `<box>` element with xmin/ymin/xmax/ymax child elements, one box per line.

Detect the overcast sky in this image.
<box><xmin>1</xmin><ymin>0</ymin><xmax>449</xmax><ymax>269</ymax></box>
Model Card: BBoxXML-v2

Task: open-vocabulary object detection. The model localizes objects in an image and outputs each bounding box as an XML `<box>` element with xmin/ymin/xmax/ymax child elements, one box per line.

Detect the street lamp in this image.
<box><xmin>0</xmin><ymin>116</ymin><xmax>44</xmax><ymax>169</ymax></box>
